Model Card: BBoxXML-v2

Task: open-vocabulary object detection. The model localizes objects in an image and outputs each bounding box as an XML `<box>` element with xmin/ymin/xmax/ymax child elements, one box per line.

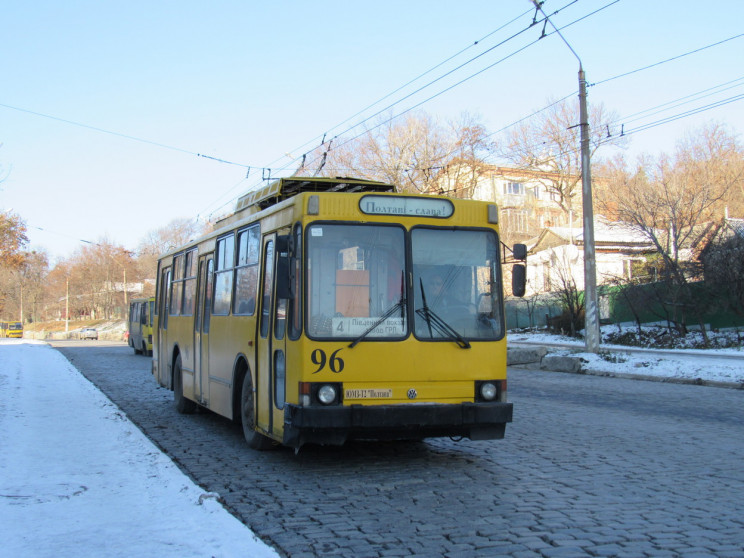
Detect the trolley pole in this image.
<box><xmin>532</xmin><ymin>1</ymin><xmax>600</xmax><ymax>352</ymax></box>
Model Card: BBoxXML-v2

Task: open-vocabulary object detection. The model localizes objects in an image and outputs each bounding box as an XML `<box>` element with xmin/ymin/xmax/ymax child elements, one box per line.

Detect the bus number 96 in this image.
<box><xmin>311</xmin><ymin>349</ymin><xmax>345</xmax><ymax>374</ymax></box>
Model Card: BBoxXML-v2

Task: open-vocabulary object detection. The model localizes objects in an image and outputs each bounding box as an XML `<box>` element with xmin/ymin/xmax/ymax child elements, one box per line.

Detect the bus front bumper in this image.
<box><xmin>283</xmin><ymin>401</ymin><xmax>513</xmax><ymax>448</ymax></box>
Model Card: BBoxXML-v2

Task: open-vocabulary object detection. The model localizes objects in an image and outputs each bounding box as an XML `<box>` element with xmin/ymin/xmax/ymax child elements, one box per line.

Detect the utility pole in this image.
<box><xmin>65</xmin><ymin>277</ymin><xmax>70</xmax><ymax>333</ymax></box>
<box><xmin>578</xmin><ymin>69</ymin><xmax>600</xmax><ymax>352</ymax></box>
<box><xmin>123</xmin><ymin>268</ymin><xmax>128</xmax><ymax>312</ymax></box>
<box><xmin>532</xmin><ymin>1</ymin><xmax>600</xmax><ymax>352</ymax></box>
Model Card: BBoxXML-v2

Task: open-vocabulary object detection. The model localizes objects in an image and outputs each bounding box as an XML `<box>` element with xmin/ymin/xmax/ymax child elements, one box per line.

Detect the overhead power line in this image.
<box><xmin>0</xmin><ymin>102</ymin><xmax>253</xmax><ymax>170</ymax></box>
<box><xmin>621</xmin><ymin>93</ymin><xmax>744</xmax><ymax>137</ymax></box>
<box><xmin>592</xmin><ymin>32</ymin><xmax>744</xmax><ymax>87</ymax></box>
<box><xmin>263</xmin><ymin>4</ymin><xmax>545</xmax><ymax>172</ymax></box>
<box><xmin>475</xmin><ymin>42</ymin><xmax>744</xmax><ymax>163</ymax></box>
<box><xmin>274</xmin><ymin>1</ymin><xmax>619</xmax><ymax>188</ymax></box>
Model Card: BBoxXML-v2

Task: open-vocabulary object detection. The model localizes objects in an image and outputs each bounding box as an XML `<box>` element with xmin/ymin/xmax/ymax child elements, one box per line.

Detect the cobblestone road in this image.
<box><xmin>55</xmin><ymin>341</ymin><xmax>744</xmax><ymax>558</ymax></box>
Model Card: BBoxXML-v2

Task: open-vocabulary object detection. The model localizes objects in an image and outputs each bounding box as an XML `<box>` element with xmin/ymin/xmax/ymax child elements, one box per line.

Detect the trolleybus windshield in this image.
<box><xmin>307</xmin><ymin>223</ymin><xmax>406</xmax><ymax>340</ymax></box>
<box><xmin>412</xmin><ymin>227</ymin><xmax>503</xmax><ymax>342</ymax></box>
<box><xmin>305</xmin><ymin>223</ymin><xmax>504</xmax><ymax>343</ymax></box>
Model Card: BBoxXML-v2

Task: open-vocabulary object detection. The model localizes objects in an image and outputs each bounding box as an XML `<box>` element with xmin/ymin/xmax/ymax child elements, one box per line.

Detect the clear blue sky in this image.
<box><xmin>2</xmin><ymin>0</ymin><xmax>743</xmax><ymax>261</ymax></box>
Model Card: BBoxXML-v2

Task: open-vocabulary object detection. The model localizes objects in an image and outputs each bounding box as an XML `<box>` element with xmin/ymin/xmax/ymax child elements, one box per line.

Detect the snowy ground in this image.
<box><xmin>509</xmin><ymin>326</ymin><xmax>744</xmax><ymax>386</ymax></box>
<box><xmin>0</xmin><ymin>340</ymin><xmax>278</xmax><ymax>558</ymax></box>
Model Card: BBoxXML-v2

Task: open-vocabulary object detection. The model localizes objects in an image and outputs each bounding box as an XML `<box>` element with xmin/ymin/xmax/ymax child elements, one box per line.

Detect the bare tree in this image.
<box><xmin>432</xmin><ymin>113</ymin><xmax>495</xmax><ymax>199</ymax></box>
<box><xmin>596</xmin><ymin>123</ymin><xmax>743</xmax><ymax>342</ymax></box>
<box><xmin>138</xmin><ymin>217</ymin><xmax>207</xmax><ymax>257</ymax></box>
<box><xmin>136</xmin><ymin>218</ymin><xmax>210</xmax><ymax>294</ymax></box>
<box><xmin>498</xmin><ymin>98</ymin><xmax>624</xmax><ymax>217</ymax></box>
<box><xmin>322</xmin><ymin>111</ymin><xmax>496</xmax><ymax>195</ymax></box>
<box><xmin>0</xmin><ymin>211</ymin><xmax>29</xmax><ymax>318</ymax></box>
<box><xmin>17</xmin><ymin>250</ymin><xmax>49</xmax><ymax>323</ymax></box>
<box><xmin>543</xmin><ymin>246</ymin><xmax>584</xmax><ymax>337</ymax></box>
<box><xmin>47</xmin><ymin>240</ymin><xmax>139</xmax><ymax>320</ymax></box>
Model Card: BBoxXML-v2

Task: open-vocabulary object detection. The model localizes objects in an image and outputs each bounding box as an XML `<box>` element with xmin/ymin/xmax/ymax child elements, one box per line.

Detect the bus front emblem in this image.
<box><xmin>407</xmin><ymin>389</ymin><xmax>417</xmax><ymax>400</ymax></box>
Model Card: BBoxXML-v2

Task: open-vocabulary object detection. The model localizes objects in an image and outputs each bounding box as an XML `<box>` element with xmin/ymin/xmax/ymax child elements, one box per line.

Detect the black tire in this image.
<box><xmin>173</xmin><ymin>354</ymin><xmax>197</xmax><ymax>414</ymax></box>
<box><xmin>240</xmin><ymin>373</ymin><xmax>275</xmax><ymax>450</ymax></box>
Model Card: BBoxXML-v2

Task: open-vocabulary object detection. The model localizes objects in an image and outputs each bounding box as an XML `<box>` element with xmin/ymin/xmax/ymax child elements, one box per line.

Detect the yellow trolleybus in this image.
<box><xmin>153</xmin><ymin>177</ymin><xmax>525</xmax><ymax>450</ymax></box>
<box><xmin>128</xmin><ymin>297</ymin><xmax>155</xmax><ymax>355</ymax></box>
<box><xmin>0</xmin><ymin>321</ymin><xmax>23</xmax><ymax>338</ymax></box>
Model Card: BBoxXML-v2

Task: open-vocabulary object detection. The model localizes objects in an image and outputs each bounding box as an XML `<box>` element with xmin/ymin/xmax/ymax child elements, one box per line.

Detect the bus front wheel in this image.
<box><xmin>240</xmin><ymin>374</ymin><xmax>275</xmax><ymax>450</ymax></box>
<box><xmin>173</xmin><ymin>354</ymin><xmax>196</xmax><ymax>414</ymax></box>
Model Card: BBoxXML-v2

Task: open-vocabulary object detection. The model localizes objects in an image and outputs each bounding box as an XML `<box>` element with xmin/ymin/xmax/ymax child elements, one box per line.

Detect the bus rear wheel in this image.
<box><xmin>174</xmin><ymin>354</ymin><xmax>196</xmax><ymax>414</ymax></box>
<box><xmin>240</xmin><ymin>374</ymin><xmax>275</xmax><ymax>450</ymax></box>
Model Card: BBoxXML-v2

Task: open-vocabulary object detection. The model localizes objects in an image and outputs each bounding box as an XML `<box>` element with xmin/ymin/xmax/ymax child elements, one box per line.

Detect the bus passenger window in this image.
<box><xmin>182</xmin><ymin>250</ymin><xmax>197</xmax><ymax>316</ymax></box>
<box><xmin>170</xmin><ymin>255</ymin><xmax>183</xmax><ymax>316</ymax></box>
<box><xmin>234</xmin><ymin>225</ymin><xmax>260</xmax><ymax>315</ymax></box>
<box><xmin>213</xmin><ymin>234</ymin><xmax>235</xmax><ymax>315</ymax></box>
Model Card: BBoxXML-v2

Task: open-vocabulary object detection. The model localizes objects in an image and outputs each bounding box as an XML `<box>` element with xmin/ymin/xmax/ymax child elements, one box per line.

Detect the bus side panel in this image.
<box><xmin>169</xmin><ymin>317</ymin><xmax>196</xmax><ymax>397</ymax></box>
<box><xmin>152</xmin><ymin>312</ymin><xmax>162</xmax><ymax>384</ymax></box>
<box><xmin>205</xmin><ymin>315</ymin><xmax>257</xmax><ymax>420</ymax></box>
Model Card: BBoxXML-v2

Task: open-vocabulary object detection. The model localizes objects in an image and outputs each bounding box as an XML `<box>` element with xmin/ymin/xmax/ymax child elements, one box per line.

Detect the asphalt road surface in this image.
<box><xmin>54</xmin><ymin>341</ymin><xmax>744</xmax><ymax>558</ymax></box>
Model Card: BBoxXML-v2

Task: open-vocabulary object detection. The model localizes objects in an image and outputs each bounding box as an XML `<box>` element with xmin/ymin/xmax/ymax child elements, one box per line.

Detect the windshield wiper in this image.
<box><xmin>417</xmin><ymin>278</ymin><xmax>471</xmax><ymax>349</ymax></box>
<box><xmin>349</xmin><ymin>272</ymin><xmax>406</xmax><ymax>349</ymax></box>
<box><xmin>348</xmin><ymin>297</ymin><xmax>406</xmax><ymax>348</ymax></box>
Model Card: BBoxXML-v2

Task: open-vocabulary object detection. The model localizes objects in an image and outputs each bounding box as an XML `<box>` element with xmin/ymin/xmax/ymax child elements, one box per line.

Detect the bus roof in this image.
<box><xmin>230</xmin><ymin>176</ymin><xmax>395</xmax><ymax>218</ymax></box>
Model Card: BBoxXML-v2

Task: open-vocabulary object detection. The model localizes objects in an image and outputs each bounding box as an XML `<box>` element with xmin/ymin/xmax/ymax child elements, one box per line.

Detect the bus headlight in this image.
<box><xmin>299</xmin><ymin>382</ymin><xmax>342</xmax><ymax>406</ymax></box>
<box><xmin>479</xmin><ymin>382</ymin><xmax>498</xmax><ymax>401</ymax></box>
<box><xmin>317</xmin><ymin>384</ymin><xmax>337</xmax><ymax>405</ymax></box>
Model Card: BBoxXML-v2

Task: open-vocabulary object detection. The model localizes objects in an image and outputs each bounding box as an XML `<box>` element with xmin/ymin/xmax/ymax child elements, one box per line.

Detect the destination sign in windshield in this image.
<box><xmin>331</xmin><ymin>317</ymin><xmax>405</xmax><ymax>337</ymax></box>
<box><xmin>360</xmin><ymin>195</ymin><xmax>453</xmax><ymax>218</ymax></box>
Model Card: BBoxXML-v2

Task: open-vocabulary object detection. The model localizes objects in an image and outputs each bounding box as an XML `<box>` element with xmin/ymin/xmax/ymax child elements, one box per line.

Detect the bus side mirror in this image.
<box><xmin>512</xmin><ymin>264</ymin><xmax>526</xmax><ymax>297</ymax></box>
<box><xmin>276</xmin><ymin>235</ymin><xmax>293</xmax><ymax>299</ymax></box>
<box><xmin>513</xmin><ymin>243</ymin><xmax>527</xmax><ymax>261</ymax></box>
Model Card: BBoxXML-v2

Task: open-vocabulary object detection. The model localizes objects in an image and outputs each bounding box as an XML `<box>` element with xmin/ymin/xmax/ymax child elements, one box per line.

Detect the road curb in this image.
<box><xmin>507</xmin><ymin>348</ymin><xmax>744</xmax><ymax>390</ymax></box>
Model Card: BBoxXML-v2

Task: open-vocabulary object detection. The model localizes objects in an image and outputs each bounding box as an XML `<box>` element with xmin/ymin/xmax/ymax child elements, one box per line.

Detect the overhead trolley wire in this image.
<box><xmin>621</xmin><ymin>93</ymin><xmax>744</xmax><ymax>137</ymax></box>
<box><xmin>592</xmin><ymin>32</ymin><xmax>744</xmax><ymax>88</ymax></box>
<box><xmin>285</xmin><ymin>1</ymin><xmax>619</xmax><ymax>185</ymax></box>
<box><xmin>0</xmin><ymin>102</ymin><xmax>252</xmax><ymax>170</ymax></box>
<box><xmin>277</xmin><ymin>23</ymin><xmax>742</xmax><ymax>196</ymax></box>
<box><xmin>477</xmin><ymin>38</ymin><xmax>744</xmax><ymax>164</ymax></box>
<box><xmin>262</xmin><ymin>4</ymin><xmax>544</xmax><ymax>171</ymax></box>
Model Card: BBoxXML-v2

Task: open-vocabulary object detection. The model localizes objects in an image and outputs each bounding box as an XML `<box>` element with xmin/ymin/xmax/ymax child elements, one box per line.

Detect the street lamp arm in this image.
<box><xmin>530</xmin><ymin>0</ymin><xmax>582</xmax><ymax>69</ymax></box>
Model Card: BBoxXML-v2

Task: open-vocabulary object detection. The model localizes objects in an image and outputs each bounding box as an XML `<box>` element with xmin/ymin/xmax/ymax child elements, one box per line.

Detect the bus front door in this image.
<box><xmin>194</xmin><ymin>256</ymin><xmax>213</xmax><ymax>405</ymax></box>
<box><xmin>256</xmin><ymin>234</ymin><xmax>287</xmax><ymax>439</ymax></box>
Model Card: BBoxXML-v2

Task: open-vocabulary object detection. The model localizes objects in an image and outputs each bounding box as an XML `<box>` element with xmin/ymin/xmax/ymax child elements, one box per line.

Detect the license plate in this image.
<box><xmin>345</xmin><ymin>388</ymin><xmax>393</xmax><ymax>400</ymax></box>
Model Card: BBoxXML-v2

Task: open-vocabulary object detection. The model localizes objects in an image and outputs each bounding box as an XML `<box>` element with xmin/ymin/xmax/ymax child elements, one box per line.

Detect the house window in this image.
<box><xmin>504</xmin><ymin>182</ymin><xmax>525</xmax><ymax>196</ymax></box>
<box><xmin>501</xmin><ymin>209</ymin><xmax>529</xmax><ymax>234</ymax></box>
<box><xmin>529</xmin><ymin>185</ymin><xmax>541</xmax><ymax>199</ymax></box>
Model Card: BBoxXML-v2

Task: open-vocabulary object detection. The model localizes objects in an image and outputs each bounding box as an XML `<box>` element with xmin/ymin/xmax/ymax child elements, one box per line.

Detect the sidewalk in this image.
<box><xmin>0</xmin><ymin>340</ymin><xmax>279</xmax><ymax>558</ymax></box>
